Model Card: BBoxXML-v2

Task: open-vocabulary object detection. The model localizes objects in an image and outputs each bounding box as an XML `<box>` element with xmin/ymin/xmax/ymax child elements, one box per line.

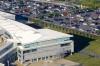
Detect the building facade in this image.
<box><xmin>18</xmin><ymin>39</ymin><xmax>73</xmax><ymax>64</ymax></box>
<box><xmin>16</xmin><ymin>29</ymin><xmax>74</xmax><ymax>64</ymax></box>
<box><xmin>0</xmin><ymin>12</ymin><xmax>74</xmax><ymax>64</ymax></box>
<box><xmin>0</xmin><ymin>28</ymin><xmax>16</xmax><ymax>63</ymax></box>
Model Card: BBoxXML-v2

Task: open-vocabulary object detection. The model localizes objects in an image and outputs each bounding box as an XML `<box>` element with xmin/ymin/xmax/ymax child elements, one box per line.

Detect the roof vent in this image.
<box><xmin>34</xmin><ymin>31</ymin><xmax>39</xmax><ymax>34</ymax></box>
<box><xmin>18</xmin><ymin>36</ymin><xmax>22</xmax><ymax>38</ymax></box>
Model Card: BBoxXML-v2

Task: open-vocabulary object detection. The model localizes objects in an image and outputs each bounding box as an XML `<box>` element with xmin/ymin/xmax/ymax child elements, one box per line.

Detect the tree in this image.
<box><xmin>96</xmin><ymin>30</ymin><xmax>100</xmax><ymax>35</ymax></box>
<box><xmin>36</xmin><ymin>14</ymin><xmax>42</xmax><ymax>18</ymax></box>
<box><xmin>77</xmin><ymin>0</ymin><xmax>100</xmax><ymax>8</ymax></box>
<box><xmin>54</xmin><ymin>10</ymin><xmax>60</xmax><ymax>15</ymax></box>
<box><xmin>46</xmin><ymin>11</ymin><xmax>51</xmax><ymax>17</ymax></box>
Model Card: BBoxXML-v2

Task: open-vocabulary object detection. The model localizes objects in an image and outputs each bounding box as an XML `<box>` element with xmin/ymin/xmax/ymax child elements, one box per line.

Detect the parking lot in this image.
<box><xmin>0</xmin><ymin>0</ymin><xmax>100</xmax><ymax>35</ymax></box>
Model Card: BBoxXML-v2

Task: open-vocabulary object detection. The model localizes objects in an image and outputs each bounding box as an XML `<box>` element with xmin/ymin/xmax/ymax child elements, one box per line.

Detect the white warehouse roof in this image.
<box><xmin>35</xmin><ymin>29</ymin><xmax>73</xmax><ymax>42</ymax></box>
<box><xmin>0</xmin><ymin>14</ymin><xmax>36</xmax><ymax>43</ymax></box>
<box><xmin>15</xmin><ymin>31</ymin><xmax>43</xmax><ymax>44</ymax></box>
<box><xmin>0</xmin><ymin>11</ymin><xmax>15</xmax><ymax>20</ymax></box>
<box><xmin>0</xmin><ymin>11</ymin><xmax>73</xmax><ymax>46</ymax></box>
<box><xmin>0</xmin><ymin>11</ymin><xmax>12</xmax><ymax>16</ymax></box>
<box><xmin>14</xmin><ymin>29</ymin><xmax>73</xmax><ymax>45</ymax></box>
<box><xmin>0</xmin><ymin>16</ymin><xmax>36</xmax><ymax>34</ymax></box>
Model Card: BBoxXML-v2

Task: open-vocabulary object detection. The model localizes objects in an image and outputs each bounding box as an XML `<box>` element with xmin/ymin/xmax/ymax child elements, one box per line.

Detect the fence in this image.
<box><xmin>80</xmin><ymin>50</ymin><xmax>100</xmax><ymax>58</ymax></box>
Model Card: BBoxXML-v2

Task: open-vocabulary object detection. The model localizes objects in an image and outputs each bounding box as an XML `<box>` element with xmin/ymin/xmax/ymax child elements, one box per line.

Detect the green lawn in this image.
<box><xmin>65</xmin><ymin>53</ymin><xmax>100</xmax><ymax>66</ymax></box>
<box><xmin>84</xmin><ymin>41</ymin><xmax>100</xmax><ymax>54</ymax></box>
<box><xmin>71</xmin><ymin>34</ymin><xmax>100</xmax><ymax>54</ymax></box>
<box><xmin>65</xmin><ymin>34</ymin><xmax>100</xmax><ymax>66</ymax></box>
<box><xmin>65</xmin><ymin>39</ymin><xmax>100</xmax><ymax>66</ymax></box>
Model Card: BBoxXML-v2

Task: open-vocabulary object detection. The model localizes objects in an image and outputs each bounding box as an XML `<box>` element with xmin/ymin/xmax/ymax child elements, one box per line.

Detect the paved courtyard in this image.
<box><xmin>17</xmin><ymin>58</ymin><xmax>79</xmax><ymax>66</ymax></box>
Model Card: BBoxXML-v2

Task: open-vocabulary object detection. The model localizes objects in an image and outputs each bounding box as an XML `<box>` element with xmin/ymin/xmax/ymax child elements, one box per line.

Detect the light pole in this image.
<box><xmin>7</xmin><ymin>60</ymin><xmax>9</xmax><ymax>66</ymax></box>
<box><xmin>69</xmin><ymin>12</ymin><xmax>71</xmax><ymax>28</ymax></box>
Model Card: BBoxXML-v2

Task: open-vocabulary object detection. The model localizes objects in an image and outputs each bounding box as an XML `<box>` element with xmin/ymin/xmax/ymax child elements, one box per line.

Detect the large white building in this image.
<box><xmin>0</xmin><ymin>63</ymin><xmax>4</xmax><ymax>66</ymax></box>
<box><xmin>0</xmin><ymin>11</ymin><xmax>74</xmax><ymax>64</ymax></box>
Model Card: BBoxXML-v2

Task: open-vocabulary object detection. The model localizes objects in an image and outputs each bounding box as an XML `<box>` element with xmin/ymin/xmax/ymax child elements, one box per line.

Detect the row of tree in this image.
<box><xmin>28</xmin><ymin>18</ymin><xmax>100</xmax><ymax>41</ymax></box>
<box><xmin>77</xmin><ymin>0</ymin><xmax>100</xmax><ymax>8</ymax></box>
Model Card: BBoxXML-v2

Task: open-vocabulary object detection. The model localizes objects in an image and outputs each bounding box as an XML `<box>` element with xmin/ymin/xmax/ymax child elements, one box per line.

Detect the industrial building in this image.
<box><xmin>0</xmin><ymin>11</ymin><xmax>74</xmax><ymax>64</ymax></box>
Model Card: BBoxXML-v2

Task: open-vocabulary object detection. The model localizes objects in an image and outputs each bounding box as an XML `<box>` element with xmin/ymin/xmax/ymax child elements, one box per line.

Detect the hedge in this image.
<box><xmin>28</xmin><ymin>18</ymin><xmax>100</xmax><ymax>41</ymax></box>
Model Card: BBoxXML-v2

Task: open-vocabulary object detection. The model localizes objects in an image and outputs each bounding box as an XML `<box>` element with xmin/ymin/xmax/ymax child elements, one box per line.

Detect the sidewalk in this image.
<box><xmin>26</xmin><ymin>58</ymin><xmax>79</xmax><ymax>66</ymax></box>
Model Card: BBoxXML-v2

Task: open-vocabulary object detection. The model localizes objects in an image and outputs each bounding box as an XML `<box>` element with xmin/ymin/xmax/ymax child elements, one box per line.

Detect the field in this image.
<box><xmin>84</xmin><ymin>41</ymin><xmax>100</xmax><ymax>54</ymax></box>
<box><xmin>65</xmin><ymin>53</ymin><xmax>100</xmax><ymax>66</ymax></box>
<box><xmin>65</xmin><ymin>34</ymin><xmax>100</xmax><ymax>66</ymax></box>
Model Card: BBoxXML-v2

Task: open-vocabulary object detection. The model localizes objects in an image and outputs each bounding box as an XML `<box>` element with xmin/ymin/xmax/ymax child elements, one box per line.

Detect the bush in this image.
<box><xmin>28</xmin><ymin>18</ymin><xmax>100</xmax><ymax>41</ymax></box>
